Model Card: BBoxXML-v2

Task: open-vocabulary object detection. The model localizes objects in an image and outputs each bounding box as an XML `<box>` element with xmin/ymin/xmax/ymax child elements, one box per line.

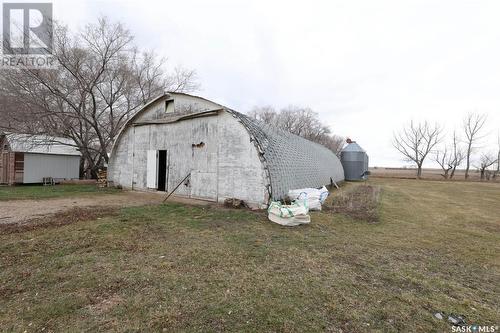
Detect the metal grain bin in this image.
<box><xmin>340</xmin><ymin>140</ymin><xmax>369</xmax><ymax>181</ymax></box>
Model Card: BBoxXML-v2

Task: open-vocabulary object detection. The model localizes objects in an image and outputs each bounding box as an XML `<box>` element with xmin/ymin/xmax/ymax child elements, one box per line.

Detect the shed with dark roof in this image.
<box><xmin>108</xmin><ymin>93</ymin><xmax>344</xmax><ymax>208</ymax></box>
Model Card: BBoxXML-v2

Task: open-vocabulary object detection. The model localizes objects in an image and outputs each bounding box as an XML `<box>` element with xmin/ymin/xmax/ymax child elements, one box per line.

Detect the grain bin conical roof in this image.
<box><xmin>341</xmin><ymin>142</ymin><xmax>366</xmax><ymax>153</ymax></box>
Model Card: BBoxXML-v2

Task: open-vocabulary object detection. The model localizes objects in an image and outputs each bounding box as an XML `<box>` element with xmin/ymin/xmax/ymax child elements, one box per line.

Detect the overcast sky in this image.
<box><xmin>45</xmin><ymin>0</ymin><xmax>500</xmax><ymax>165</ymax></box>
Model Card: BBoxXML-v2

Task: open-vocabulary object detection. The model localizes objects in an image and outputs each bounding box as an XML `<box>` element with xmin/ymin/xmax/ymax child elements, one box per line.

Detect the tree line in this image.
<box><xmin>0</xmin><ymin>17</ymin><xmax>199</xmax><ymax>178</ymax></box>
<box><xmin>0</xmin><ymin>16</ymin><xmax>345</xmax><ymax>179</ymax></box>
<box><xmin>248</xmin><ymin>105</ymin><xmax>345</xmax><ymax>154</ymax></box>
<box><xmin>393</xmin><ymin>113</ymin><xmax>499</xmax><ymax>180</ymax></box>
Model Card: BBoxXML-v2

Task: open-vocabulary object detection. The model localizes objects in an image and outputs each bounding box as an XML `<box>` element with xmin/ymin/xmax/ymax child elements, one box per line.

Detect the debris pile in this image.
<box><xmin>97</xmin><ymin>169</ymin><xmax>108</xmax><ymax>188</ymax></box>
<box><xmin>433</xmin><ymin>312</ymin><xmax>468</xmax><ymax>327</ymax></box>
<box><xmin>224</xmin><ymin>198</ymin><xmax>247</xmax><ymax>209</ymax></box>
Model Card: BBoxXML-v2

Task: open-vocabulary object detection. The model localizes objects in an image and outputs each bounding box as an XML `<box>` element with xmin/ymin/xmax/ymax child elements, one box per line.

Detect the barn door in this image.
<box><xmin>157</xmin><ymin>150</ymin><xmax>168</xmax><ymax>192</ymax></box>
<box><xmin>146</xmin><ymin>150</ymin><xmax>157</xmax><ymax>189</ymax></box>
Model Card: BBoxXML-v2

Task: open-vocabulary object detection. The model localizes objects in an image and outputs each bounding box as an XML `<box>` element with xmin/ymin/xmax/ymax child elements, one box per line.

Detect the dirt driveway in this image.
<box><xmin>0</xmin><ymin>191</ymin><xmax>210</xmax><ymax>225</ymax></box>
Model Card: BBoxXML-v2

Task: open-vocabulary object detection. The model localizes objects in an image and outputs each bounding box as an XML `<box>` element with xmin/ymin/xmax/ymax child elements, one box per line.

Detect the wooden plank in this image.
<box><xmin>146</xmin><ymin>150</ymin><xmax>158</xmax><ymax>189</ymax></box>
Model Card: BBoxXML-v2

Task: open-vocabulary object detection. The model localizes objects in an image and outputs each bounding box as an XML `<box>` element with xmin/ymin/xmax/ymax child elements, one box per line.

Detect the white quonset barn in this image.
<box><xmin>0</xmin><ymin>133</ymin><xmax>81</xmax><ymax>185</ymax></box>
<box><xmin>108</xmin><ymin>93</ymin><xmax>344</xmax><ymax>208</ymax></box>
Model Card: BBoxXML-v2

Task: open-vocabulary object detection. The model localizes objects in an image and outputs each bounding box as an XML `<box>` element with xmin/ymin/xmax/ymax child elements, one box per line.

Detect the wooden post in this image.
<box><xmin>0</xmin><ymin>153</ymin><xmax>5</xmax><ymax>184</ymax></box>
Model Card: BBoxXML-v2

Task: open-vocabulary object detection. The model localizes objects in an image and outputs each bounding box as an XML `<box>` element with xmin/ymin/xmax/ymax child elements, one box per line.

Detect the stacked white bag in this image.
<box><xmin>267</xmin><ymin>187</ymin><xmax>329</xmax><ymax>226</ymax></box>
<box><xmin>267</xmin><ymin>200</ymin><xmax>310</xmax><ymax>226</ymax></box>
<box><xmin>287</xmin><ymin>186</ymin><xmax>329</xmax><ymax>211</ymax></box>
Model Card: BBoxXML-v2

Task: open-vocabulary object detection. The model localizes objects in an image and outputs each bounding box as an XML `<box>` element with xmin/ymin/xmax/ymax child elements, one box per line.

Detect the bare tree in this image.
<box><xmin>248</xmin><ymin>105</ymin><xmax>278</xmax><ymax>124</ymax></box>
<box><xmin>248</xmin><ymin>105</ymin><xmax>344</xmax><ymax>154</ymax></box>
<box><xmin>476</xmin><ymin>153</ymin><xmax>498</xmax><ymax>180</ymax></box>
<box><xmin>494</xmin><ymin>132</ymin><xmax>500</xmax><ymax>179</ymax></box>
<box><xmin>0</xmin><ymin>17</ymin><xmax>199</xmax><ymax>178</ymax></box>
<box><xmin>434</xmin><ymin>146</ymin><xmax>453</xmax><ymax>179</ymax></box>
<box><xmin>434</xmin><ymin>131</ymin><xmax>466</xmax><ymax>179</ymax></box>
<box><xmin>393</xmin><ymin>121</ymin><xmax>442</xmax><ymax>179</ymax></box>
<box><xmin>463</xmin><ymin>113</ymin><xmax>487</xmax><ymax>179</ymax></box>
<box><xmin>316</xmin><ymin>134</ymin><xmax>345</xmax><ymax>155</ymax></box>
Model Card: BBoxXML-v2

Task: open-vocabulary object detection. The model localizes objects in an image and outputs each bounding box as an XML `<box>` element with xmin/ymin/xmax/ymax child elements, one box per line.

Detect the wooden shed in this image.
<box><xmin>0</xmin><ymin>133</ymin><xmax>81</xmax><ymax>185</ymax></box>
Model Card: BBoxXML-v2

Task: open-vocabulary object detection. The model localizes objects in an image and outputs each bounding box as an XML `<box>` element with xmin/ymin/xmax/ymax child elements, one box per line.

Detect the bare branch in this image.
<box><xmin>393</xmin><ymin>121</ymin><xmax>442</xmax><ymax>178</ymax></box>
<box><xmin>0</xmin><ymin>16</ymin><xmax>199</xmax><ymax>178</ymax></box>
<box><xmin>463</xmin><ymin>113</ymin><xmax>487</xmax><ymax>179</ymax></box>
<box><xmin>247</xmin><ymin>105</ymin><xmax>344</xmax><ymax>154</ymax></box>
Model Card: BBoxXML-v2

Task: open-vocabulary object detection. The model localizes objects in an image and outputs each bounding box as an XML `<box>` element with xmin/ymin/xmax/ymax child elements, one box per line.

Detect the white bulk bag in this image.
<box><xmin>318</xmin><ymin>186</ymin><xmax>329</xmax><ymax>203</ymax></box>
<box><xmin>267</xmin><ymin>201</ymin><xmax>310</xmax><ymax>226</ymax></box>
<box><xmin>287</xmin><ymin>187</ymin><xmax>329</xmax><ymax>211</ymax></box>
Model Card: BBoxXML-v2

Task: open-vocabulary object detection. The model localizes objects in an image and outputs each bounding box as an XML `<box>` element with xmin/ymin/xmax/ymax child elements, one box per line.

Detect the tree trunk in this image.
<box><xmin>465</xmin><ymin>144</ymin><xmax>472</xmax><ymax>179</ymax></box>
<box><xmin>450</xmin><ymin>166</ymin><xmax>457</xmax><ymax>179</ymax></box>
<box><xmin>79</xmin><ymin>158</ymin><xmax>85</xmax><ymax>179</ymax></box>
<box><xmin>494</xmin><ymin>161</ymin><xmax>498</xmax><ymax>179</ymax></box>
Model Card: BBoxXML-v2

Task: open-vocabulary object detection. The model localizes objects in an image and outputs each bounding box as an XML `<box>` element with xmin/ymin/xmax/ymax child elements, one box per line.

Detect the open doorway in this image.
<box><xmin>157</xmin><ymin>150</ymin><xmax>167</xmax><ymax>191</ymax></box>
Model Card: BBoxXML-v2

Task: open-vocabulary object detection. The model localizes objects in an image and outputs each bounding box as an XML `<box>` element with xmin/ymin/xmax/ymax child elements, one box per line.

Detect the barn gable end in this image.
<box><xmin>108</xmin><ymin>97</ymin><xmax>270</xmax><ymax>207</ymax></box>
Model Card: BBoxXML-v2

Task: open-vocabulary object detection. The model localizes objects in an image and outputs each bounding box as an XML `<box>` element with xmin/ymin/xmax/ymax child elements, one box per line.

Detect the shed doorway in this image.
<box><xmin>157</xmin><ymin>150</ymin><xmax>168</xmax><ymax>192</ymax></box>
<box><xmin>146</xmin><ymin>149</ymin><xmax>169</xmax><ymax>191</ymax></box>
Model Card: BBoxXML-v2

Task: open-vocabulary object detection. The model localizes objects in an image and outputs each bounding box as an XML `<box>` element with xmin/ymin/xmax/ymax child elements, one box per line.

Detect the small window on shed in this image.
<box><xmin>165</xmin><ymin>100</ymin><xmax>174</xmax><ymax>113</ymax></box>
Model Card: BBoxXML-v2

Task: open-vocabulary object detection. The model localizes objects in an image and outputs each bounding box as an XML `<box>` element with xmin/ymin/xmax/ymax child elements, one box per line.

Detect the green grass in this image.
<box><xmin>0</xmin><ymin>184</ymin><xmax>120</xmax><ymax>201</ymax></box>
<box><xmin>0</xmin><ymin>179</ymin><xmax>499</xmax><ymax>332</ymax></box>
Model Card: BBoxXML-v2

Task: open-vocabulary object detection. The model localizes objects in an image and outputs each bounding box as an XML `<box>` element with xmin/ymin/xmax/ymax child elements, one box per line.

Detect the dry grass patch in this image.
<box><xmin>324</xmin><ymin>184</ymin><xmax>381</xmax><ymax>222</ymax></box>
<box><xmin>0</xmin><ymin>179</ymin><xmax>499</xmax><ymax>332</ymax></box>
<box><xmin>0</xmin><ymin>184</ymin><xmax>120</xmax><ymax>201</ymax></box>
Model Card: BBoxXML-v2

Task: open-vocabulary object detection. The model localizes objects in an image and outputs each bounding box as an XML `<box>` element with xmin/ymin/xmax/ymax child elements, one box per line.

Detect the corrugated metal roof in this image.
<box><xmin>227</xmin><ymin>110</ymin><xmax>344</xmax><ymax>200</ymax></box>
<box><xmin>3</xmin><ymin>133</ymin><xmax>81</xmax><ymax>156</ymax></box>
<box><xmin>341</xmin><ymin>142</ymin><xmax>366</xmax><ymax>153</ymax></box>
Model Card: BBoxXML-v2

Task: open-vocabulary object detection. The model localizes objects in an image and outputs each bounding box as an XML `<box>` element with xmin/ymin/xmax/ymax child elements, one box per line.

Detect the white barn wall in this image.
<box><xmin>134</xmin><ymin>98</ymin><xmax>169</xmax><ymax>122</ymax></box>
<box><xmin>109</xmin><ymin>94</ymin><xmax>222</xmax><ymax>188</ymax></box>
<box><xmin>131</xmin><ymin>125</ymin><xmax>150</xmax><ymax>190</ymax></box>
<box><xmin>217</xmin><ymin>112</ymin><xmax>268</xmax><ymax>204</ymax></box>
<box><xmin>111</xmin><ymin>111</ymin><xmax>268</xmax><ymax>206</ymax></box>
<box><xmin>114</xmin><ymin>129</ymin><xmax>134</xmax><ymax>187</ymax></box>
<box><xmin>145</xmin><ymin>116</ymin><xmax>220</xmax><ymax>199</ymax></box>
<box><xmin>173</xmin><ymin>94</ymin><xmax>222</xmax><ymax>114</ymax></box>
<box><xmin>23</xmin><ymin>153</ymin><xmax>80</xmax><ymax>183</ymax></box>
<box><xmin>132</xmin><ymin>93</ymin><xmax>222</xmax><ymax>123</ymax></box>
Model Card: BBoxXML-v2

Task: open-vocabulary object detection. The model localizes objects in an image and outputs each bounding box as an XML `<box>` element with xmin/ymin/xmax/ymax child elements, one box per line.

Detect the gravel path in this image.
<box><xmin>0</xmin><ymin>191</ymin><xmax>210</xmax><ymax>224</ymax></box>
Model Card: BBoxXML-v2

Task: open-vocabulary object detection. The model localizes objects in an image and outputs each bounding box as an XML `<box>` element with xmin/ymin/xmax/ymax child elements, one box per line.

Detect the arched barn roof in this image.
<box><xmin>225</xmin><ymin>111</ymin><xmax>344</xmax><ymax>199</ymax></box>
<box><xmin>111</xmin><ymin>93</ymin><xmax>344</xmax><ymax>201</ymax></box>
